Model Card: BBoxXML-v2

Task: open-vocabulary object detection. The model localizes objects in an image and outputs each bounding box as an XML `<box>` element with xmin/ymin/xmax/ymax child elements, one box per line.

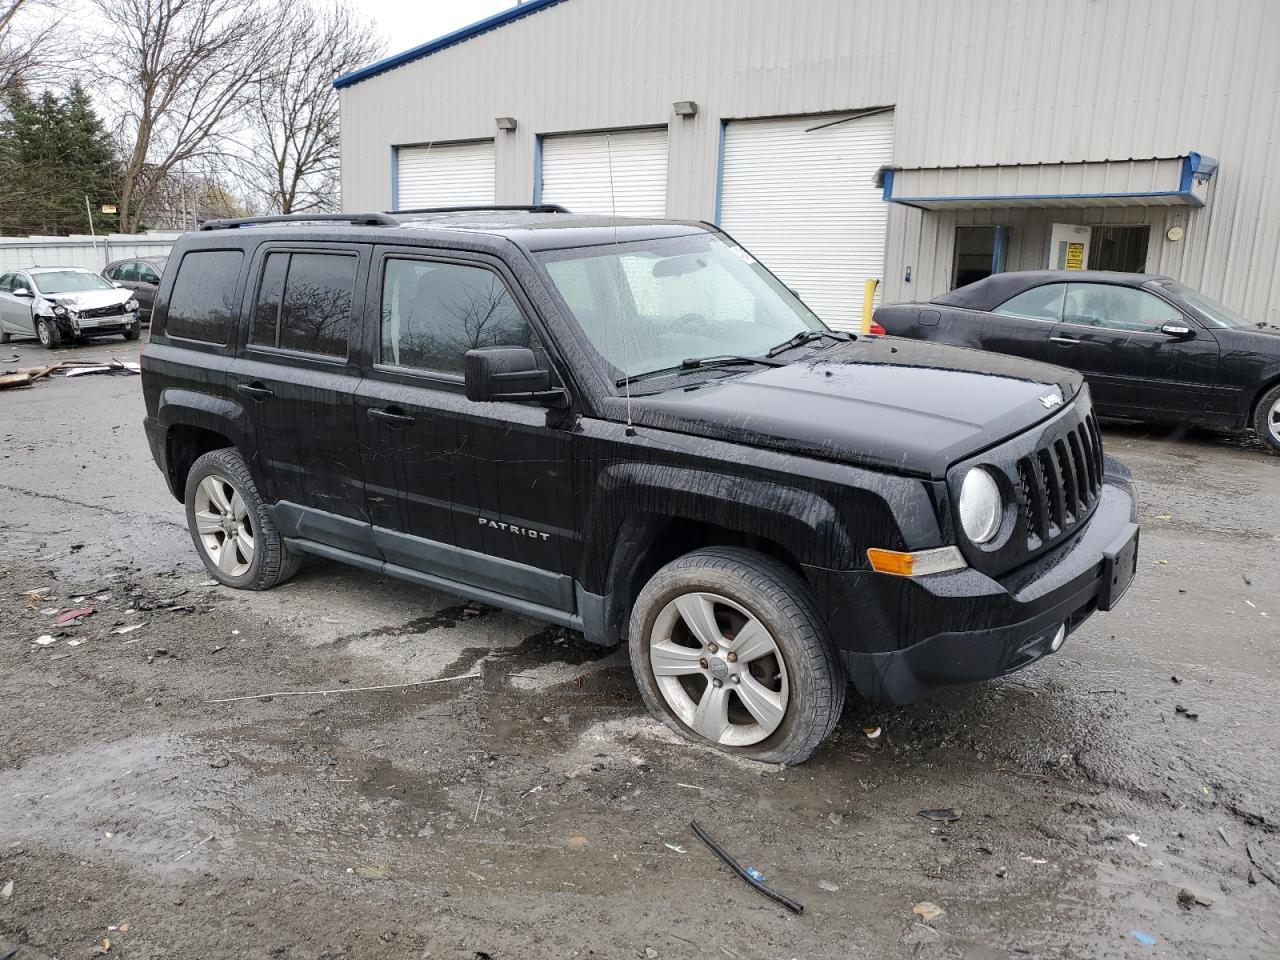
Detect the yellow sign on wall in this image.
<box><xmin>1065</xmin><ymin>241</ymin><xmax>1085</xmax><ymax>270</ymax></box>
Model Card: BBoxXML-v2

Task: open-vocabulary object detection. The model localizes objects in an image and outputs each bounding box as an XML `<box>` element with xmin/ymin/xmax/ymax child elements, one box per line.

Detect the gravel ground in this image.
<box><xmin>1</xmin><ymin>337</ymin><xmax>1278</xmax><ymax>959</ymax></box>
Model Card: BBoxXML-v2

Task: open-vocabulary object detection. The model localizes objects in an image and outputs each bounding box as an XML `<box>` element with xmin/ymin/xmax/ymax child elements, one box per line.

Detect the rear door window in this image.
<box><xmin>165</xmin><ymin>250</ymin><xmax>245</xmax><ymax>344</ymax></box>
<box><xmin>379</xmin><ymin>257</ymin><xmax>533</xmax><ymax>375</ymax></box>
<box><xmin>250</xmin><ymin>251</ymin><xmax>356</xmax><ymax>359</ymax></box>
<box><xmin>993</xmin><ymin>283</ymin><xmax>1067</xmax><ymax>322</ymax></box>
<box><xmin>120</xmin><ymin>262</ymin><xmax>140</xmax><ymax>282</ymax></box>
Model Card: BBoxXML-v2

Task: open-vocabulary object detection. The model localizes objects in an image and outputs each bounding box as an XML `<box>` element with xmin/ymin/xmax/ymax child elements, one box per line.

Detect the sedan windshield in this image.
<box><xmin>535</xmin><ymin>233</ymin><xmax>826</xmax><ymax>384</ymax></box>
<box><xmin>1161</xmin><ymin>281</ymin><xmax>1254</xmax><ymax>330</ymax></box>
<box><xmin>34</xmin><ymin>270</ymin><xmax>115</xmax><ymax>295</ymax></box>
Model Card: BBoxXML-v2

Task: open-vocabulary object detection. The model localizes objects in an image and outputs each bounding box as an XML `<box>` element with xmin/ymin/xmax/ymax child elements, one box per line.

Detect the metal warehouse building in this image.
<box><xmin>337</xmin><ymin>0</ymin><xmax>1280</xmax><ymax>329</ymax></box>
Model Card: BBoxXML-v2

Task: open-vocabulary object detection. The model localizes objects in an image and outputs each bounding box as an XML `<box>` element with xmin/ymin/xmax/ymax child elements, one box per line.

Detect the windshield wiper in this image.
<box><xmin>766</xmin><ymin>329</ymin><xmax>850</xmax><ymax>357</ymax></box>
<box><xmin>615</xmin><ymin>354</ymin><xmax>785</xmax><ymax>388</ymax></box>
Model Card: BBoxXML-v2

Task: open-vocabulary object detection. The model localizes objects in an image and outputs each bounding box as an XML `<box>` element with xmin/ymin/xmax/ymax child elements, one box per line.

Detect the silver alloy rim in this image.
<box><xmin>193</xmin><ymin>474</ymin><xmax>255</xmax><ymax>577</ymax></box>
<box><xmin>38</xmin><ymin>321</ymin><xmax>50</xmax><ymax>346</ymax></box>
<box><xmin>1270</xmin><ymin>397</ymin><xmax>1280</xmax><ymax>444</ymax></box>
<box><xmin>648</xmin><ymin>592</ymin><xmax>789</xmax><ymax>747</ymax></box>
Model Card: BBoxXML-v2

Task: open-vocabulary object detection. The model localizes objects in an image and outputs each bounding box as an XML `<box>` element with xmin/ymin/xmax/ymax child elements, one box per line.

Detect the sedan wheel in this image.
<box><xmin>193</xmin><ymin>474</ymin><xmax>255</xmax><ymax>577</ymax></box>
<box><xmin>1269</xmin><ymin>397</ymin><xmax>1280</xmax><ymax>446</ymax></box>
<box><xmin>1253</xmin><ymin>383</ymin><xmax>1280</xmax><ymax>455</ymax></box>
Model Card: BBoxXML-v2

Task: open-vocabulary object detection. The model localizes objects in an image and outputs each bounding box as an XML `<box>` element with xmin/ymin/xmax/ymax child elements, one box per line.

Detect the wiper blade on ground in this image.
<box><xmin>766</xmin><ymin>329</ymin><xmax>850</xmax><ymax>357</ymax></box>
<box><xmin>615</xmin><ymin>354</ymin><xmax>784</xmax><ymax>388</ymax></box>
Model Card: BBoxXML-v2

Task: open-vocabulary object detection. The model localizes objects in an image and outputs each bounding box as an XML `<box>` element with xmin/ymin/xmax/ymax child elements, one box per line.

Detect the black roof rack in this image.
<box><xmin>388</xmin><ymin>204</ymin><xmax>569</xmax><ymax>215</ymax></box>
<box><xmin>200</xmin><ymin>212</ymin><xmax>400</xmax><ymax>231</ymax></box>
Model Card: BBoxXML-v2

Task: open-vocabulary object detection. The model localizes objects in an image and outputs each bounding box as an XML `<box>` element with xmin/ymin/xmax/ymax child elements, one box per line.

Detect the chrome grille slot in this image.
<box><xmin>78</xmin><ymin>304</ymin><xmax>126</xmax><ymax>320</ymax></box>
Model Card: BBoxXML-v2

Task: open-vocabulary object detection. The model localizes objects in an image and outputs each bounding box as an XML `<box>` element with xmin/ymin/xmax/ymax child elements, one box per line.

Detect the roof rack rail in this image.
<box><xmin>199</xmin><ymin>212</ymin><xmax>400</xmax><ymax>231</ymax></box>
<box><xmin>388</xmin><ymin>204</ymin><xmax>569</xmax><ymax>215</ymax></box>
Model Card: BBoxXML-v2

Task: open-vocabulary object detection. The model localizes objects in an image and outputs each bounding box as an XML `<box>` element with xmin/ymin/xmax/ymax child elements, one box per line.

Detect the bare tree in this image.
<box><xmin>241</xmin><ymin>0</ymin><xmax>381</xmax><ymax>214</ymax></box>
<box><xmin>0</xmin><ymin>0</ymin><xmax>73</xmax><ymax>95</ymax></box>
<box><xmin>87</xmin><ymin>0</ymin><xmax>282</xmax><ymax>232</ymax></box>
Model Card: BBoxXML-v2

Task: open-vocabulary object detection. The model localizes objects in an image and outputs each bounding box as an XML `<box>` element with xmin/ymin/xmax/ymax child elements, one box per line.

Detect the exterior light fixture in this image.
<box><xmin>495</xmin><ymin>117</ymin><xmax>517</xmax><ymax>131</ymax></box>
<box><xmin>673</xmin><ymin>101</ymin><xmax>698</xmax><ymax>117</ymax></box>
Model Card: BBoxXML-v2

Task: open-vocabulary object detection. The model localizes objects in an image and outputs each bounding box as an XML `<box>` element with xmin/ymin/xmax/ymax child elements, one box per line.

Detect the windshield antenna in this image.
<box><xmin>606</xmin><ymin>132</ymin><xmax>635</xmax><ymax>436</ymax></box>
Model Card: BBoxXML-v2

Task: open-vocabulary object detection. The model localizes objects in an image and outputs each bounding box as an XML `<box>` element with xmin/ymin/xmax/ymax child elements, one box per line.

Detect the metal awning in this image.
<box><xmin>882</xmin><ymin>153</ymin><xmax>1217</xmax><ymax>210</ymax></box>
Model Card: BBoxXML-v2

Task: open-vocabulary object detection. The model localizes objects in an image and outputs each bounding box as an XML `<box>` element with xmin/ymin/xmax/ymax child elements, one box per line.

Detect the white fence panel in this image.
<box><xmin>0</xmin><ymin>233</ymin><xmax>182</xmax><ymax>272</ymax></box>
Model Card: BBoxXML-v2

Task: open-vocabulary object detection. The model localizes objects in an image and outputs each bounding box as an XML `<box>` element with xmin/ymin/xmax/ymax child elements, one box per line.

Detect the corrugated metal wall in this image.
<box><xmin>0</xmin><ymin>235</ymin><xmax>177</xmax><ymax>272</ymax></box>
<box><xmin>340</xmin><ymin>0</ymin><xmax>1280</xmax><ymax>322</ymax></box>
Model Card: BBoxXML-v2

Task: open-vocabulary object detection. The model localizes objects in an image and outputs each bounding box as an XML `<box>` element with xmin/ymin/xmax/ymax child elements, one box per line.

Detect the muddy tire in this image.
<box><xmin>628</xmin><ymin>547</ymin><xmax>845</xmax><ymax>765</ymax></box>
<box><xmin>184</xmin><ymin>448</ymin><xmax>302</xmax><ymax>590</ymax></box>
<box><xmin>123</xmin><ymin>322</ymin><xmax>141</xmax><ymax>341</ymax></box>
<box><xmin>0</xmin><ymin>331</ymin><xmax>10</xmax><ymax>343</ymax></box>
<box><xmin>1253</xmin><ymin>382</ymin><xmax>1280</xmax><ymax>455</ymax></box>
<box><xmin>36</xmin><ymin>317</ymin><xmax>60</xmax><ymax>349</ymax></box>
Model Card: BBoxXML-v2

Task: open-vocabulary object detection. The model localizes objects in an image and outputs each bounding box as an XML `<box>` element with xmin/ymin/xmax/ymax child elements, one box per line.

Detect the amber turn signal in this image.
<box><xmin>867</xmin><ymin>546</ymin><xmax>967</xmax><ymax>577</ymax></box>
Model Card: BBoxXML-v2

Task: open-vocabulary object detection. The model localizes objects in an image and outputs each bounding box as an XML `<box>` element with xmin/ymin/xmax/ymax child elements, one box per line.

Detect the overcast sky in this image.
<box><xmin>355</xmin><ymin>0</ymin><xmax>517</xmax><ymax>60</ymax></box>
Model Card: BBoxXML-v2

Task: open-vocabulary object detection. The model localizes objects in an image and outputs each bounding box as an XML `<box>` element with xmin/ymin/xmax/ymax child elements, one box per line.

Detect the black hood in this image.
<box><xmin>625</xmin><ymin>338</ymin><xmax>1083</xmax><ymax>478</ymax></box>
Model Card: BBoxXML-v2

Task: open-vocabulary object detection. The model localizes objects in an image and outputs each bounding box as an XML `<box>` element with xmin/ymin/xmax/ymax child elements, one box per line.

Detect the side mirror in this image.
<box><xmin>464</xmin><ymin>347</ymin><xmax>567</xmax><ymax>406</ymax></box>
<box><xmin>110</xmin><ymin>281</ymin><xmax>123</xmax><ymax>288</ymax></box>
<box><xmin>12</xmin><ymin>287</ymin><xmax>32</xmax><ymax>298</ymax></box>
<box><xmin>1161</xmin><ymin>320</ymin><xmax>1195</xmax><ymax>340</ymax></box>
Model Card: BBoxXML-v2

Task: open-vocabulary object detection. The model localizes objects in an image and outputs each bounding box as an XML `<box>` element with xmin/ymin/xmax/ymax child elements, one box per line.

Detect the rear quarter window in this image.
<box><xmin>164</xmin><ymin>250</ymin><xmax>245</xmax><ymax>344</ymax></box>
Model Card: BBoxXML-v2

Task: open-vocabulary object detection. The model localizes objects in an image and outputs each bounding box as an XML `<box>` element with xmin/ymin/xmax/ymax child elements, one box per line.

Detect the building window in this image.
<box><xmin>952</xmin><ymin>225</ymin><xmax>1009</xmax><ymax>289</ymax></box>
<box><xmin>1088</xmin><ymin>225</ymin><xmax>1150</xmax><ymax>273</ymax></box>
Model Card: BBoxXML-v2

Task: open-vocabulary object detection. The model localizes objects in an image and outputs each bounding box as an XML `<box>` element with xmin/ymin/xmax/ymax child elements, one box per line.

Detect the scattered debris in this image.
<box><xmin>912</xmin><ymin>901</ymin><xmax>945</xmax><ymax>921</ymax></box>
<box><xmin>1171</xmin><ymin>675</ymin><xmax>1182</xmax><ymax>684</ymax></box>
<box><xmin>918</xmin><ymin>808</ymin><xmax>961</xmax><ymax>823</ymax></box>
<box><xmin>1018</xmin><ymin>855</ymin><xmax>1047</xmax><ymax>865</ymax></box>
<box><xmin>209</xmin><ymin>756</ymin><xmax>229</xmax><ymax>769</ymax></box>
<box><xmin>53</xmin><ymin>606</ymin><xmax>95</xmax><ymax>626</ymax></box>
<box><xmin>1129</xmin><ymin>930</ymin><xmax>1157</xmax><ymax>946</ymax></box>
<box><xmin>1154</xmin><ymin>514</ymin><xmax>1172</xmax><ymax>521</ymax></box>
<box><xmin>92</xmin><ymin>937</ymin><xmax>112</xmax><ymax>955</ymax></box>
<box><xmin>0</xmin><ymin>879</ymin><xmax>11</xmax><ymax>900</ymax></box>
<box><xmin>0</xmin><ymin>372</ymin><xmax>31</xmax><ymax>390</ymax></box>
<box><xmin>34</xmin><ymin>635</ymin><xmax>57</xmax><ymax>646</ymax></box>
<box><xmin>354</xmin><ymin>863</ymin><xmax>390</xmax><ymax>880</ymax></box>
<box><xmin>690</xmin><ymin>820</ymin><xmax>803</xmax><ymax>915</ymax></box>
<box><xmin>1177</xmin><ymin>887</ymin><xmax>1212</xmax><ymax>909</ymax></box>
<box><xmin>202</xmin><ymin>671</ymin><xmax>483</xmax><ymax>704</ymax></box>
<box><xmin>817</xmin><ymin>880</ymin><xmax>839</xmax><ymax>892</ymax></box>
<box><xmin>675</xmin><ymin>782</ymin><xmax>703</xmax><ymax>792</ymax></box>
<box><xmin>567</xmin><ymin>835</ymin><xmax>588</xmax><ymax>846</ymax></box>
<box><xmin>663</xmin><ymin>842</ymin><xmax>687</xmax><ymax>854</ymax></box>
<box><xmin>1247</xmin><ymin>840</ymin><xmax>1280</xmax><ymax>888</ymax></box>
<box><xmin>1174</xmin><ymin>704</ymin><xmax>1199</xmax><ymax>720</ymax></box>
<box><xmin>863</xmin><ymin>726</ymin><xmax>882</xmax><ymax>739</ymax></box>
<box><xmin>1126</xmin><ymin>833</ymin><xmax>1148</xmax><ymax>848</ymax></box>
<box><xmin>902</xmin><ymin>923</ymin><xmax>940</xmax><ymax>945</ymax></box>
<box><xmin>174</xmin><ymin>834</ymin><xmax>214</xmax><ymax>862</ymax></box>
<box><xmin>112</xmin><ymin>624</ymin><xmax>145</xmax><ymax>635</ymax></box>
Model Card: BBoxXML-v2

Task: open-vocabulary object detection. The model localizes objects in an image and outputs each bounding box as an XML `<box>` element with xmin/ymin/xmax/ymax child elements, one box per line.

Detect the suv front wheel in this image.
<box><xmin>184</xmin><ymin>448</ymin><xmax>302</xmax><ymax>590</ymax></box>
<box><xmin>628</xmin><ymin>547</ymin><xmax>846</xmax><ymax>764</ymax></box>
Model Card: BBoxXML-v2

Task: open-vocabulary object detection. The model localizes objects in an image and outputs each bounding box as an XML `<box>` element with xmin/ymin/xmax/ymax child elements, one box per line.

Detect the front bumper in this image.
<box><xmin>804</xmin><ymin>457</ymin><xmax>1139</xmax><ymax>705</ymax></box>
<box><xmin>51</xmin><ymin>311</ymin><xmax>138</xmax><ymax>335</ymax></box>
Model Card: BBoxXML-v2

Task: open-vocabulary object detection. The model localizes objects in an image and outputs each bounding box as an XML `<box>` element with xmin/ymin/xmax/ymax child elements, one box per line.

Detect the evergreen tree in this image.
<box><xmin>0</xmin><ymin>81</ymin><xmax>122</xmax><ymax>235</ymax></box>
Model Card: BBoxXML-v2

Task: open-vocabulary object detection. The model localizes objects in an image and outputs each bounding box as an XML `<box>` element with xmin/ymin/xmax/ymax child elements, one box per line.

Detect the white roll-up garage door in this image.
<box><xmin>396</xmin><ymin>140</ymin><xmax>495</xmax><ymax>209</ymax></box>
<box><xmin>719</xmin><ymin>112</ymin><xmax>894</xmax><ymax>330</ymax></box>
<box><xmin>539</xmin><ymin>128</ymin><xmax>668</xmax><ymax>217</ymax></box>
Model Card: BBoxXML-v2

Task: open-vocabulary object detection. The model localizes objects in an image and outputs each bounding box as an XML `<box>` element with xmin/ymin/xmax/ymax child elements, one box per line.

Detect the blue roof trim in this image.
<box><xmin>334</xmin><ymin>0</ymin><xmax>570</xmax><ymax>90</ymax></box>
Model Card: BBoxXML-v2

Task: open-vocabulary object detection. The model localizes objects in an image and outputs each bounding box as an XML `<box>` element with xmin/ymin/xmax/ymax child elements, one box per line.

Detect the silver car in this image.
<box><xmin>0</xmin><ymin>266</ymin><xmax>142</xmax><ymax>348</ymax></box>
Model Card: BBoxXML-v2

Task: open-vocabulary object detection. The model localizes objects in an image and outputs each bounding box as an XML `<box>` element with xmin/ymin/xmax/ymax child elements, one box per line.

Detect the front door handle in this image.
<box><xmin>1049</xmin><ymin>335</ymin><xmax>1081</xmax><ymax>345</ymax></box>
<box><xmin>237</xmin><ymin>382</ymin><xmax>274</xmax><ymax>399</ymax></box>
<box><xmin>368</xmin><ymin>406</ymin><xmax>415</xmax><ymax>427</ymax></box>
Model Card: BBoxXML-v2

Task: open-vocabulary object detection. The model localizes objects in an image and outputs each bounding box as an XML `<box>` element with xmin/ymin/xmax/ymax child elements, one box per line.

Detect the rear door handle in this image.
<box><xmin>1049</xmin><ymin>335</ymin><xmax>1081</xmax><ymax>345</ymax></box>
<box><xmin>237</xmin><ymin>382</ymin><xmax>274</xmax><ymax>399</ymax></box>
<box><xmin>368</xmin><ymin>406</ymin><xmax>415</xmax><ymax>427</ymax></box>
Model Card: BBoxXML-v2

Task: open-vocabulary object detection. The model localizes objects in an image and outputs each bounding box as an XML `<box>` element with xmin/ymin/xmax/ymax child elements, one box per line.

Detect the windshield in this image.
<box><xmin>1161</xmin><ymin>281</ymin><xmax>1254</xmax><ymax>330</ymax></box>
<box><xmin>34</xmin><ymin>270</ymin><xmax>115</xmax><ymax>295</ymax></box>
<box><xmin>535</xmin><ymin>233</ymin><xmax>825</xmax><ymax>384</ymax></box>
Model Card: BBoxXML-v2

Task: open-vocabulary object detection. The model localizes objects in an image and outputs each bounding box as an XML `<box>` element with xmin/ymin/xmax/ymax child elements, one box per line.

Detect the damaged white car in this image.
<box><xmin>0</xmin><ymin>266</ymin><xmax>142</xmax><ymax>348</ymax></box>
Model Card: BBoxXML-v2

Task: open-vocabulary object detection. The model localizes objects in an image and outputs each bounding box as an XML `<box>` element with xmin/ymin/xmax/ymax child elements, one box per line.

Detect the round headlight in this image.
<box><xmin>126</xmin><ymin>298</ymin><xmax>139</xmax><ymax>311</ymax></box>
<box><xmin>959</xmin><ymin>467</ymin><xmax>1003</xmax><ymax>544</ymax></box>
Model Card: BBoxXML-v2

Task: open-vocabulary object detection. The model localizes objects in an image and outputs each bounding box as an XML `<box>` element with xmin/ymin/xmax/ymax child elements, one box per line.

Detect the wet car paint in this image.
<box><xmin>141</xmin><ymin>217</ymin><xmax>1138</xmax><ymax>706</ymax></box>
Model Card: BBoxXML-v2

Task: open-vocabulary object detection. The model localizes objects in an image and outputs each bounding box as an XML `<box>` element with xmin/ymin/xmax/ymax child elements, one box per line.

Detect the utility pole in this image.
<box><xmin>85</xmin><ymin>195</ymin><xmax>100</xmax><ymax>264</ymax></box>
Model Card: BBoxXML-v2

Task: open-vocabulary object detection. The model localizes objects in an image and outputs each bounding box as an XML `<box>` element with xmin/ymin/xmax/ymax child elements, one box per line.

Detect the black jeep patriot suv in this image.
<box><xmin>141</xmin><ymin>208</ymin><xmax>1140</xmax><ymax>764</ymax></box>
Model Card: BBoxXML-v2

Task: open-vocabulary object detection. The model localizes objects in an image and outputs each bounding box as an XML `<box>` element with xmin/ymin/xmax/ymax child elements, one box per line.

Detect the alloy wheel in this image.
<box><xmin>648</xmin><ymin>591</ymin><xmax>789</xmax><ymax>746</ymax></box>
<box><xmin>193</xmin><ymin>474</ymin><xmax>255</xmax><ymax>577</ymax></box>
<box><xmin>1270</xmin><ymin>397</ymin><xmax>1280</xmax><ymax>445</ymax></box>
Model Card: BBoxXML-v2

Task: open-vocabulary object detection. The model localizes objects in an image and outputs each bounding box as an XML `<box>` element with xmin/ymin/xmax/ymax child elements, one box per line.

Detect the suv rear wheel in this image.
<box><xmin>184</xmin><ymin>448</ymin><xmax>302</xmax><ymax>590</ymax></box>
<box><xmin>628</xmin><ymin>547</ymin><xmax>845</xmax><ymax>764</ymax></box>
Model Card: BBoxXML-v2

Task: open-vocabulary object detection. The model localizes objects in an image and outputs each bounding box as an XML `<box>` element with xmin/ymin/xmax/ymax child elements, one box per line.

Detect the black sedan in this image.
<box><xmin>875</xmin><ymin>271</ymin><xmax>1280</xmax><ymax>454</ymax></box>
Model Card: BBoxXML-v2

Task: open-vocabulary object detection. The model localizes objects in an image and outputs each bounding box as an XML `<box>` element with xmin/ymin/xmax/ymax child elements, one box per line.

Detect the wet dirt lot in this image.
<box><xmin>2</xmin><ymin>339</ymin><xmax>1279</xmax><ymax>959</ymax></box>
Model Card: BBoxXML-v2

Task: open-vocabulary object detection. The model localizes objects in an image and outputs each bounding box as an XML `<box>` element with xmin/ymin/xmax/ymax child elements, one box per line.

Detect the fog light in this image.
<box><xmin>1050</xmin><ymin>624</ymin><xmax>1066</xmax><ymax>652</ymax></box>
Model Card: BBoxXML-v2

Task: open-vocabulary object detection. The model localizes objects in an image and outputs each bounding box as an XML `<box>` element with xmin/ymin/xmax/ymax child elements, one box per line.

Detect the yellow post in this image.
<box><xmin>860</xmin><ymin>278</ymin><xmax>879</xmax><ymax>334</ymax></box>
